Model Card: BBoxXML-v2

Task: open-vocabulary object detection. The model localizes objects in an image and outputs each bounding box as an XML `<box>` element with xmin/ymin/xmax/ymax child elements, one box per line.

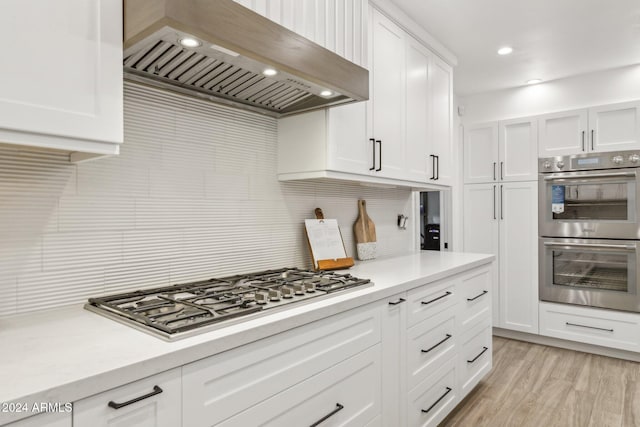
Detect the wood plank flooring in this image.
<box><xmin>440</xmin><ymin>337</ymin><xmax>640</xmax><ymax>427</ymax></box>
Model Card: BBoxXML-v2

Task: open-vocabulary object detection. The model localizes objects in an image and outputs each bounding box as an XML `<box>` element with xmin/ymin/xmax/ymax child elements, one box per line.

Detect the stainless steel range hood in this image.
<box><xmin>124</xmin><ymin>0</ymin><xmax>369</xmax><ymax>117</ymax></box>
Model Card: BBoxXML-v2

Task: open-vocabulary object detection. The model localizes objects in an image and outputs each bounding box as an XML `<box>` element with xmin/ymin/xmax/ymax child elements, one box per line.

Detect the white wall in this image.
<box><xmin>458</xmin><ymin>63</ymin><xmax>640</xmax><ymax>124</ymax></box>
<box><xmin>0</xmin><ymin>82</ymin><xmax>414</xmax><ymax>318</ymax></box>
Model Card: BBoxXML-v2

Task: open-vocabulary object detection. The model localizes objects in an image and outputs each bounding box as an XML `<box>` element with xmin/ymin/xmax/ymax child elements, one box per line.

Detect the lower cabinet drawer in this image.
<box><xmin>539</xmin><ymin>302</ymin><xmax>640</xmax><ymax>352</ymax></box>
<box><xmin>407</xmin><ymin>279</ymin><xmax>457</xmax><ymax>327</ymax></box>
<box><xmin>407</xmin><ymin>359</ymin><xmax>458</xmax><ymax>427</ymax></box>
<box><xmin>73</xmin><ymin>368</ymin><xmax>181</xmax><ymax>427</ymax></box>
<box><xmin>219</xmin><ymin>345</ymin><xmax>382</xmax><ymax>427</ymax></box>
<box><xmin>458</xmin><ymin>266</ymin><xmax>492</xmax><ymax>332</ymax></box>
<box><xmin>182</xmin><ymin>304</ymin><xmax>381</xmax><ymax>426</ymax></box>
<box><xmin>6</xmin><ymin>412</ymin><xmax>70</xmax><ymax>427</ymax></box>
<box><xmin>459</xmin><ymin>319</ymin><xmax>492</xmax><ymax>397</ymax></box>
<box><xmin>407</xmin><ymin>309</ymin><xmax>457</xmax><ymax>391</ymax></box>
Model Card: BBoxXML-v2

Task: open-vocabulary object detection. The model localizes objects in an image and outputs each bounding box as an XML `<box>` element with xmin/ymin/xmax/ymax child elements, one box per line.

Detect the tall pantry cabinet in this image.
<box><xmin>463</xmin><ymin>119</ymin><xmax>539</xmax><ymax>334</ymax></box>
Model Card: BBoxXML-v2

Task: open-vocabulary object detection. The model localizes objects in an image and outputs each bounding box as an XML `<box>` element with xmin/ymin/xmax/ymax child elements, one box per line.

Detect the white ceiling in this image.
<box><xmin>392</xmin><ymin>0</ymin><xmax>640</xmax><ymax>96</ymax></box>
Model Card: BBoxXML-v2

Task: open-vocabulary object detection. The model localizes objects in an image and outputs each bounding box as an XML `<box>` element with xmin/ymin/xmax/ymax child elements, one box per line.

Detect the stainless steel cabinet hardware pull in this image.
<box><xmin>421</xmin><ymin>291</ymin><xmax>452</xmax><ymax>305</ymax></box>
<box><xmin>435</xmin><ymin>155</ymin><xmax>440</xmax><ymax>180</ymax></box>
<box><xmin>467</xmin><ymin>290</ymin><xmax>488</xmax><ymax>301</ymax></box>
<box><xmin>309</xmin><ymin>403</ymin><xmax>344</xmax><ymax>427</ymax></box>
<box><xmin>591</xmin><ymin>129</ymin><xmax>594</xmax><ymax>150</ymax></box>
<box><xmin>467</xmin><ymin>346</ymin><xmax>489</xmax><ymax>363</ymax></box>
<box><xmin>544</xmin><ymin>171</ymin><xmax>636</xmax><ymax>181</ymax></box>
<box><xmin>421</xmin><ymin>334</ymin><xmax>452</xmax><ymax>354</ymax></box>
<box><xmin>543</xmin><ymin>242</ymin><xmax>636</xmax><ymax>251</ymax></box>
<box><xmin>430</xmin><ymin>155</ymin><xmax>436</xmax><ymax>180</ymax></box>
<box><xmin>376</xmin><ymin>140</ymin><xmax>382</xmax><ymax>171</ymax></box>
<box><xmin>566</xmin><ymin>322</ymin><xmax>614</xmax><ymax>332</ymax></box>
<box><xmin>389</xmin><ymin>298</ymin><xmax>406</xmax><ymax>306</ymax></box>
<box><xmin>500</xmin><ymin>185</ymin><xmax>504</xmax><ymax>220</ymax></box>
<box><xmin>108</xmin><ymin>385</ymin><xmax>163</xmax><ymax>409</ymax></box>
<box><xmin>493</xmin><ymin>162</ymin><xmax>496</xmax><ymax>181</ymax></box>
<box><xmin>369</xmin><ymin>138</ymin><xmax>375</xmax><ymax>170</ymax></box>
<box><xmin>421</xmin><ymin>387</ymin><xmax>452</xmax><ymax>414</ymax></box>
<box><xmin>582</xmin><ymin>131</ymin><xmax>585</xmax><ymax>151</ymax></box>
<box><xmin>493</xmin><ymin>185</ymin><xmax>496</xmax><ymax>219</ymax></box>
<box><xmin>500</xmin><ymin>161</ymin><xmax>504</xmax><ymax>180</ymax></box>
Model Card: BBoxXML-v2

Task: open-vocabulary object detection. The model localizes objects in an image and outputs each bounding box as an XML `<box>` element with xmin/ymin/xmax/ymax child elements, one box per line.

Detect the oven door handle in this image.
<box><xmin>543</xmin><ymin>242</ymin><xmax>637</xmax><ymax>251</ymax></box>
<box><xmin>543</xmin><ymin>172</ymin><xmax>636</xmax><ymax>181</ymax></box>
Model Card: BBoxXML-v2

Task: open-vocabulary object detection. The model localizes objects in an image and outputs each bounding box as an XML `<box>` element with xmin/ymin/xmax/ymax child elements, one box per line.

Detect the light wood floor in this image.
<box><xmin>440</xmin><ymin>336</ymin><xmax>640</xmax><ymax>427</ymax></box>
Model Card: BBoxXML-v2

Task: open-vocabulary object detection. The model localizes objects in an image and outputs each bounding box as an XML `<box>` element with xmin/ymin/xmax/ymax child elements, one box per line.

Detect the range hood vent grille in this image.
<box><xmin>123</xmin><ymin>0</ymin><xmax>368</xmax><ymax>117</ymax></box>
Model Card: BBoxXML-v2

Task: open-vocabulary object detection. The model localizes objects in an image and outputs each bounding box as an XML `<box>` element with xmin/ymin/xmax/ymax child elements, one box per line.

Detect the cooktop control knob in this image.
<box><xmin>281</xmin><ymin>286</ymin><xmax>294</xmax><ymax>299</ymax></box>
<box><xmin>255</xmin><ymin>291</ymin><xmax>269</xmax><ymax>304</ymax></box>
<box><xmin>629</xmin><ymin>154</ymin><xmax>640</xmax><ymax>163</ymax></box>
<box><xmin>268</xmin><ymin>289</ymin><xmax>281</xmax><ymax>301</ymax></box>
<box><xmin>556</xmin><ymin>160</ymin><xmax>565</xmax><ymax>169</ymax></box>
<box><xmin>293</xmin><ymin>284</ymin><xmax>306</xmax><ymax>295</ymax></box>
<box><xmin>612</xmin><ymin>155</ymin><xmax>624</xmax><ymax>165</ymax></box>
<box><xmin>543</xmin><ymin>161</ymin><xmax>552</xmax><ymax>170</ymax></box>
<box><xmin>305</xmin><ymin>283</ymin><xmax>316</xmax><ymax>293</ymax></box>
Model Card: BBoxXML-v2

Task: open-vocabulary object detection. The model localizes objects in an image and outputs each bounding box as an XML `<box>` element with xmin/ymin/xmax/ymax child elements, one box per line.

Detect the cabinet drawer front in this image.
<box><xmin>6</xmin><ymin>412</ymin><xmax>70</xmax><ymax>427</ymax></box>
<box><xmin>407</xmin><ymin>310</ymin><xmax>457</xmax><ymax>390</ymax></box>
<box><xmin>458</xmin><ymin>267</ymin><xmax>492</xmax><ymax>332</ymax></box>
<box><xmin>539</xmin><ymin>302</ymin><xmax>640</xmax><ymax>351</ymax></box>
<box><xmin>219</xmin><ymin>345</ymin><xmax>382</xmax><ymax>427</ymax></box>
<box><xmin>183</xmin><ymin>304</ymin><xmax>381</xmax><ymax>426</ymax></box>
<box><xmin>407</xmin><ymin>280</ymin><xmax>457</xmax><ymax>327</ymax></box>
<box><xmin>460</xmin><ymin>320</ymin><xmax>492</xmax><ymax>396</ymax></box>
<box><xmin>73</xmin><ymin>368</ymin><xmax>181</xmax><ymax>427</ymax></box>
<box><xmin>408</xmin><ymin>360</ymin><xmax>458</xmax><ymax>427</ymax></box>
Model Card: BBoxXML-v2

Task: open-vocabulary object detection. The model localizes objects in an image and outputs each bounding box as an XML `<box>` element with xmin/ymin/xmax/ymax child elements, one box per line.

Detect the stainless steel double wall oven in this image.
<box><xmin>539</xmin><ymin>150</ymin><xmax>640</xmax><ymax>312</ymax></box>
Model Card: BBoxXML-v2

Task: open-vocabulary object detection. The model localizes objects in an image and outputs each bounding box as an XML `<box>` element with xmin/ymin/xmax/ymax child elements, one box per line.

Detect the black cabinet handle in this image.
<box><xmin>582</xmin><ymin>131</ymin><xmax>585</xmax><ymax>151</ymax></box>
<box><xmin>375</xmin><ymin>140</ymin><xmax>382</xmax><ymax>171</ymax></box>
<box><xmin>429</xmin><ymin>155</ymin><xmax>436</xmax><ymax>180</ymax></box>
<box><xmin>591</xmin><ymin>129</ymin><xmax>595</xmax><ymax>150</ymax></box>
<box><xmin>493</xmin><ymin>162</ymin><xmax>496</xmax><ymax>181</ymax></box>
<box><xmin>421</xmin><ymin>291</ymin><xmax>452</xmax><ymax>306</ymax></box>
<box><xmin>435</xmin><ymin>155</ymin><xmax>440</xmax><ymax>180</ymax></box>
<box><xmin>108</xmin><ymin>385</ymin><xmax>163</xmax><ymax>409</ymax></box>
<box><xmin>467</xmin><ymin>290</ymin><xmax>488</xmax><ymax>301</ymax></box>
<box><xmin>500</xmin><ymin>161</ymin><xmax>504</xmax><ymax>180</ymax></box>
<box><xmin>566</xmin><ymin>322</ymin><xmax>613</xmax><ymax>332</ymax></box>
<box><xmin>309</xmin><ymin>403</ymin><xmax>344</xmax><ymax>427</ymax></box>
<box><xmin>421</xmin><ymin>334</ymin><xmax>452</xmax><ymax>354</ymax></box>
<box><xmin>388</xmin><ymin>298</ymin><xmax>406</xmax><ymax>306</ymax></box>
<box><xmin>369</xmin><ymin>138</ymin><xmax>375</xmax><ymax>170</ymax></box>
<box><xmin>421</xmin><ymin>387</ymin><xmax>452</xmax><ymax>414</ymax></box>
<box><xmin>493</xmin><ymin>185</ymin><xmax>496</xmax><ymax>220</ymax></box>
<box><xmin>467</xmin><ymin>346</ymin><xmax>489</xmax><ymax>363</ymax></box>
<box><xmin>500</xmin><ymin>184</ymin><xmax>504</xmax><ymax>220</ymax></box>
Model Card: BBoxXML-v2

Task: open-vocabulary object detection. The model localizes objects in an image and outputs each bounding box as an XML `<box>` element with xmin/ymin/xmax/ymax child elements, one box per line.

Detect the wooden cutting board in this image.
<box><xmin>353</xmin><ymin>200</ymin><xmax>377</xmax><ymax>260</ymax></box>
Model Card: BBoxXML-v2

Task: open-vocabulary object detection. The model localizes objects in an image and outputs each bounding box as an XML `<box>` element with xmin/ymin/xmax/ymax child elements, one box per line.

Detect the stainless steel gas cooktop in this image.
<box><xmin>85</xmin><ymin>268</ymin><xmax>372</xmax><ymax>340</ymax></box>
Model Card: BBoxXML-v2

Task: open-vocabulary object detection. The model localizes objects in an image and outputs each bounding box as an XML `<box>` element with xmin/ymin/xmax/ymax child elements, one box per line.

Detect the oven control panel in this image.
<box><xmin>539</xmin><ymin>150</ymin><xmax>640</xmax><ymax>173</ymax></box>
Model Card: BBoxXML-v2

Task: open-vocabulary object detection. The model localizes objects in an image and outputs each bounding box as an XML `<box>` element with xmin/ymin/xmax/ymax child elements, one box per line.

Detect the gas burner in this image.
<box><xmin>86</xmin><ymin>268</ymin><xmax>372</xmax><ymax>340</ymax></box>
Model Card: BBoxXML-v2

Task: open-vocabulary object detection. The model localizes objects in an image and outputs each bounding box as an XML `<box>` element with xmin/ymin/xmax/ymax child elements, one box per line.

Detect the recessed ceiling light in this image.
<box><xmin>262</xmin><ymin>68</ymin><xmax>278</xmax><ymax>76</ymax></box>
<box><xmin>527</xmin><ymin>79</ymin><xmax>543</xmax><ymax>85</ymax></box>
<box><xmin>179</xmin><ymin>37</ymin><xmax>201</xmax><ymax>48</ymax></box>
<box><xmin>320</xmin><ymin>90</ymin><xmax>333</xmax><ymax>97</ymax></box>
<box><xmin>497</xmin><ymin>46</ymin><xmax>513</xmax><ymax>55</ymax></box>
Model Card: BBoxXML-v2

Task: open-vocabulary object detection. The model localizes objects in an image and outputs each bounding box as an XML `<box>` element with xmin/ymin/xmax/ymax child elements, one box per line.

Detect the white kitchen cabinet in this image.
<box><xmin>463</xmin><ymin>117</ymin><xmax>537</xmax><ymax>184</ymax></box>
<box><xmin>233</xmin><ymin>0</ymin><xmax>368</xmax><ymax>68</ymax></box>
<box><xmin>369</xmin><ymin>8</ymin><xmax>406</xmax><ymax>180</ymax></box>
<box><xmin>73</xmin><ymin>368</ymin><xmax>181</xmax><ymax>427</ymax></box>
<box><xmin>0</xmin><ymin>0</ymin><xmax>123</xmax><ymax>162</ymax></box>
<box><xmin>428</xmin><ymin>54</ymin><xmax>455</xmax><ymax>186</ymax></box>
<box><xmin>182</xmin><ymin>304</ymin><xmax>381</xmax><ymax>426</ymax></box>
<box><xmin>407</xmin><ymin>360</ymin><xmax>458</xmax><ymax>427</ymax></box>
<box><xmin>5</xmin><ymin>412</ymin><xmax>70</xmax><ymax>427</ymax></box>
<box><xmin>459</xmin><ymin>318</ymin><xmax>492</xmax><ymax>396</ymax></box>
<box><xmin>405</xmin><ymin>37</ymin><xmax>431</xmax><ymax>182</ymax></box>
<box><xmin>538</xmin><ymin>101</ymin><xmax>640</xmax><ymax>157</ymax></box>
<box><xmin>464</xmin><ymin>182</ymin><xmax>538</xmax><ymax>333</ymax></box>
<box><xmin>381</xmin><ymin>293</ymin><xmax>409</xmax><ymax>427</ymax></box>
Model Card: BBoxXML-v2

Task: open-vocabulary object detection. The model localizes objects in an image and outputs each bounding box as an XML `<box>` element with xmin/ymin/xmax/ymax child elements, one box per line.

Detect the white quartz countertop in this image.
<box><xmin>0</xmin><ymin>251</ymin><xmax>493</xmax><ymax>424</ymax></box>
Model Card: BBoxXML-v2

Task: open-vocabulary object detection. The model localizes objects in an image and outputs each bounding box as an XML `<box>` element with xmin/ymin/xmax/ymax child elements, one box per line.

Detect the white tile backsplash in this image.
<box><xmin>0</xmin><ymin>82</ymin><xmax>414</xmax><ymax>317</ymax></box>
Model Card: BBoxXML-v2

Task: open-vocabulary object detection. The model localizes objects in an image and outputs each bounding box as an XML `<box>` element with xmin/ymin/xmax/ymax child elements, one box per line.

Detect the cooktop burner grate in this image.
<box><xmin>85</xmin><ymin>268</ymin><xmax>371</xmax><ymax>340</ymax></box>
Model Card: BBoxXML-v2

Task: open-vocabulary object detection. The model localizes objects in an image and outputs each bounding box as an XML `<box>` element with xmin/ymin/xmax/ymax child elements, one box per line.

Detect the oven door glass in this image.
<box><xmin>540</xmin><ymin>169</ymin><xmax>639</xmax><ymax>239</ymax></box>
<box><xmin>540</xmin><ymin>239</ymin><xmax>640</xmax><ymax>312</ymax></box>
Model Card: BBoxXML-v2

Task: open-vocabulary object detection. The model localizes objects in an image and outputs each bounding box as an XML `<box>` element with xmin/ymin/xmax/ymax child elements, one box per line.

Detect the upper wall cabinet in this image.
<box><xmin>278</xmin><ymin>7</ymin><xmax>454</xmax><ymax>189</ymax></box>
<box><xmin>0</xmin><ymin>0</ymin><xmax>123</xmax><ymax>162</ymax></box>
<box><xmin>233</xmin><ymin>0</ymin><xmax>368</xmax><ymax>68</ymax></box>
<box><xmin>538</xmin><ymin>100</ymin><xmax>640</xmax><ymax>157</ymax></box>
<box><xmin>463</xmin><ymin>117</ymin><xmax>537</xmax><ymax>184</ymax></box>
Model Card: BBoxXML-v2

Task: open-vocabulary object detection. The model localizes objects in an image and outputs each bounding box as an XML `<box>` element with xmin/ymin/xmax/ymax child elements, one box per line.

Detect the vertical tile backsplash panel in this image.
<box><xmin>0</xmin><ymin>82</ymin><xmax>414</xmax><ymax>317</ymax></box>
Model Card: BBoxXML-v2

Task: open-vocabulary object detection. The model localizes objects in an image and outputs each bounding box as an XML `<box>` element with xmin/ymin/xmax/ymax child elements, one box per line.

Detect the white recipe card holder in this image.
<box><xmin>304</xmin><ymin>208</ymin><xmax>354</xmax><ymax>271</ymax></box>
